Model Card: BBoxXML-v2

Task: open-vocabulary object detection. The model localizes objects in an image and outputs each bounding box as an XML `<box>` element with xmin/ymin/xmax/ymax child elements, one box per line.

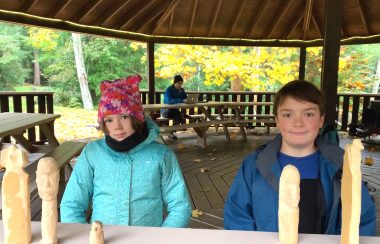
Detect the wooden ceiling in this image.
<box><xmin>0</xmin><ymin>0</ymin><xmax>379</xmax><ymax>46</ymax></box>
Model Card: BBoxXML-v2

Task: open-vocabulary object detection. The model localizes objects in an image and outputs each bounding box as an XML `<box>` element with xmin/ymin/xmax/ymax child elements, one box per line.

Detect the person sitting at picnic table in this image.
<box><xmin>60</xmin><ymin>74</ymin><xmax>192</xmax><ymax>227</ymax></box>
<box><xmin>162</xmin><ymin>75</ymin><xmax>188</xmax><ymax>140</ymax></box>
<box><xmin>224</xmin><ymin>80</ymin><xmax>376</xmax><ymax>235</ymax></box>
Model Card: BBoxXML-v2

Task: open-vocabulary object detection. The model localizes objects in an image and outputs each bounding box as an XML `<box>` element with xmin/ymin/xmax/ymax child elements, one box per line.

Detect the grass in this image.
<box><xmin>54</xmin><ymin>106</ymin><xmax>103</xmax><ymax>143</ymax></box>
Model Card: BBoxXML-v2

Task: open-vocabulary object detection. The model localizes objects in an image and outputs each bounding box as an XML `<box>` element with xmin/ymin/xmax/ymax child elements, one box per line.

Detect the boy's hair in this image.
<box><xmin>100</xmin><ymin>116</ymin><xmax>145</xmax><ymax>135</ymax></box>
<box><xmin>173</xmin><ymin>75</ymin><xmax>184</xmax><ymax>84</ymax></box>
<box><xmin>274</xmin><ymin>80</ymin><xmax>325</xmax><ymax>117</ymax></box>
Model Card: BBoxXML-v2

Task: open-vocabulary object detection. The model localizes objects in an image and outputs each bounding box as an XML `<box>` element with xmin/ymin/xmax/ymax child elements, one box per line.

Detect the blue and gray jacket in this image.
<box><xmin>224</xmin><ymin>135</ymin><xmax>376</xmax><ymax>235</ymax></box>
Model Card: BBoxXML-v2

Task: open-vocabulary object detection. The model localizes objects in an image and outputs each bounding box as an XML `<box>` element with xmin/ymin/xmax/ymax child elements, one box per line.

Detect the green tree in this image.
<box><xmin>0</xmin><ymin>23</ymin><xmax>31</xmax><ymax>90</ymax></box>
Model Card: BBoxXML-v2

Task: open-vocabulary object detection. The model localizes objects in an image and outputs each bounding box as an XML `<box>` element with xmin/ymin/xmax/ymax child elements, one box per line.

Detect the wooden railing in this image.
<box><xmin>0</xmin><ymin>91</ymin><xmax>54</xmax><ymax>142</ymax></box>
<box><xmin>2</xmin><ymin>91</ymin><xmax>380</xmax><ymax>132</ymax></box>
<box><xmin>141</xmin><ymin>90</ymin><xmax>380</xmax><ymax>131</ymax></box>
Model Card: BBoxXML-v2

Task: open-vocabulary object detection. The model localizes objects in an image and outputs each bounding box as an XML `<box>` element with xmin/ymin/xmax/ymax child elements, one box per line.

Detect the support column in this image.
<box><xmin>147</xmin><ymin>41</ymin><xmax>155</xmax><ymax>104</ymax></box>
<box><xmin>321</xmin><ymin>0</ymin><xmax>342</xmax><ymax>126</ymax></box>
<box><xmin>299</xmin><ymin>46</ymin><xmax>306</xmax><ymax>80</ymax></box>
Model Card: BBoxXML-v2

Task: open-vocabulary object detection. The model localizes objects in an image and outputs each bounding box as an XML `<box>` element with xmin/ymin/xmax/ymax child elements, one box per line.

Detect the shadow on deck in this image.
<box><xmin>165</xmin><ymin>128</ymin><xmax>380</xmax><ymax>235</ymax></box>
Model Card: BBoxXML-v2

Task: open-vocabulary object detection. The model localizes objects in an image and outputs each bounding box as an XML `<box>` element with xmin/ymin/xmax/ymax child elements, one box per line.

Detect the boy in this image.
<box><xmin>224</xmin><ymin>80</ymin><xmax>376</xmax><ymax>235</ymax></box>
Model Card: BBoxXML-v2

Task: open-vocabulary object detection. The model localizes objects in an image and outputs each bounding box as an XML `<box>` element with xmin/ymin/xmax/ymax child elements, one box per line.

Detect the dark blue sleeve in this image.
<box><xmin>358</xmin><ymin>182</ymin><xmax>376</xmax><ymax>236</ymax></box>
<box><xmin>178</xmin><ymin>89</ymin><xmax>187</xmax><ymax>100</ymax></box>
<box><xmin>164</xmin><ymin>86</ymin><xmax>183</xmax><ymax>104</ymax></box>
<box><xmin>224</xmin><ymin>156</ymin><xmax>256</xmax><ymax>230</ymax></box>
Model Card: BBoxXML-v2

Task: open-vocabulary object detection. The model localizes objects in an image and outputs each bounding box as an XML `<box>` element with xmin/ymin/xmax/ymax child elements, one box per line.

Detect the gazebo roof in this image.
<box><xmin>0</xmin><ymin>0</ymin><xmax>379</xmax><ymax>46</ymax></box>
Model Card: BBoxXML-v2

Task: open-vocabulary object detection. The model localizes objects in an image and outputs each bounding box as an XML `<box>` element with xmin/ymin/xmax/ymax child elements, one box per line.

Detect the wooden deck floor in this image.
<box><xmin>165</xmin><ymin>128</ymin><xmax>380</xmax><ymax>235</ymax></box>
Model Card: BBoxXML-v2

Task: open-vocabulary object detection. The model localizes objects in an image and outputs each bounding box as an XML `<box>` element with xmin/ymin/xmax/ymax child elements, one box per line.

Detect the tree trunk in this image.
<box><xmin>372</xmin><ymin>58</ymin><xmax>380</xmax><ymax>94</ymax></box>
<box><xmin>33</xmin><ymin>49</ymin><xmax>41</xmax><ymax>86</ymax></box>
<box><xmin>72</xmin><ymin>32</ymin><xmax>93</xmax><ymax>110</ymax></box>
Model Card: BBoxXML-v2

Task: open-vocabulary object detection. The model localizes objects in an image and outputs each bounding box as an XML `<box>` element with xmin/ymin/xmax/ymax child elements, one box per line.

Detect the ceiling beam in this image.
<box><xmin>47</xmin><ymin>0</ymin><xmax>72</xmax><ymax>18</ymax></box>
<box><xmin>312</xmin><ymin>14</ymin><xmax>321</xmax><ymax>37</ymax></box>
<box><xmin>303</xmin><ymin>0</ymin><xmax>313</xmax><ymax>31</ymax></box>
<box><xmin>95</xmin><ymin>0</ymin><xmax>131</xmax><ymax>26</ymax></box>
<box><xmin>311</xmin><ymin>3</ymin><xmax>323</xmax><ymax>38</ymax></box>
<box><xmin>72</xmin><ymin>0</ymin><xmax>104</xmax><ymax>23</ymax></box>
<box><xmin>188</xmin><ymin>0</ymin><xmax>198</xmax><ymax>36</ymax></box>
<box><xmin>357</xmin><ymin>0</ymin><xmax>370</xmax><ymax>34</ymax></box>
<box><xmin>20</xmin><ymin>0</ymin><xmax>38</xmax><ymax>12</ymax></box>
<box><xmin>120</xmin><ymin>0</ymin><xmax>157</xmax><ymax>30</ymax></box>
<box><xmin>268</xmin><ymin>0</ymin><xmax>296</xmax><ymax>38</ymax></box>
<box><xmin>155</xmin><ymin>0</ymin><xmax>181</xmax><ymax>31</ymax></box>
<box><xmin>228</xmin><ymin>0</ymin><xmax>247</xmax><ymax>37</ymax></box>
<box><xmin>139</xmin><ymin>3</ymin><xmax>170</xmax><ymax>33</ymax></box>
<box><xmin>286</xmin><ymin>9</ymin><xmax>305</xmax><ymax>39</ymax></box>
<box><xmin>302</xmin><ymin>0</ymin><xmax>313</xmax><ymax>40</ymax></box>
<box><xmin>246</xmin><ymin>0</ymin><xmax>268</xmax><ymax>38</ymax></box>
<box><xmin>169</xmin><ymin>11</ymin><xmax>174</xmax><ymax>35</ymax></box>
<box><xmin>209</xmin><ymin>0</ymin><xmax>223</xmax><ymax>37</ymax></box>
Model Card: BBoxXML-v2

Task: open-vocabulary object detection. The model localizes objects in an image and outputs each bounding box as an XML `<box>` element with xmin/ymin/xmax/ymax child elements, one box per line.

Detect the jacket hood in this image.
<box><xmin>128</xmin><ymin>117</ymin><xmax>160</xmax><ymax>154</ymax></box>
<box><xmin>256</xmin><ymin>134</ymin><xmax>344</xmax><ymax>191</ymax></box>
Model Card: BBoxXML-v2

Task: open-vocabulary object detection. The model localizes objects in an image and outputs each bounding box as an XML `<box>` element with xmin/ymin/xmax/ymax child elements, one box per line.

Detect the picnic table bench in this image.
<box><xmin>144</xmin><ymin>101</ymin><xmax>274</xmax><ymax>147</ymax></box>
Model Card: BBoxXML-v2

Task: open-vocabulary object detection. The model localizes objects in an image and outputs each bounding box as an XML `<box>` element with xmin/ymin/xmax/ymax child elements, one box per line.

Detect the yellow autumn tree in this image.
<box><xmin>154</xmin><ymin>44</ymin><xmax>299</xmax><ymax>91</ymax></box>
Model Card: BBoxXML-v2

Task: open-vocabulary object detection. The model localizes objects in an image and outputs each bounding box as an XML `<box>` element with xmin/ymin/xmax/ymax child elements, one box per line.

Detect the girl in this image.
<box><xmin>60</xmin><ymin>75</ymin><xmax>191</xmax><ymax>227</ymax></box>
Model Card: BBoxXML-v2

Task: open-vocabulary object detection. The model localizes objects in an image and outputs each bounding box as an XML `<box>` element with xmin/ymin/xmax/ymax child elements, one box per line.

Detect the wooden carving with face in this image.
<box><xmin>36</xmin><ymin>157</ymin><xmax>60</xmax><ymax>244</ymax></box>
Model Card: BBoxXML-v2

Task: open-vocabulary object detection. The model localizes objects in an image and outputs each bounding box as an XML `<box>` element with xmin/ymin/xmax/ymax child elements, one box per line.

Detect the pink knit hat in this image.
<box><xmin>97</xmin><ymin>75</ymin><xmax>144</xmax><ymax>123</ymax></box>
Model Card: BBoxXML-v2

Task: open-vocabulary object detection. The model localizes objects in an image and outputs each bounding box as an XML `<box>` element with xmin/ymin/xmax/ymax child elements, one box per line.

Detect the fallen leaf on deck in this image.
<box><xmin>364</xmin><ymin>157</ymin><xmax>374</xmax><ymax>166</ymax></box>
<box><xmin>200</xmin><ymin>187</ymin><xmax>211</xmax><ymax>192</ymax></box>
<box><xmin>368</xmin><ymin>146</ymin><xmax>378</xmax><ymax>152</ymax></box>
<box><xmin>210</xmin><ymin>157</ymin><xmax>216</xmax><ymax>161</ymax></box>
<box><xmin>200</xmin><ymin>168</ymin><xmax>209</xmax><ymax>173</ymax></box>
<box><xmin>192</xmin><ymin>209</ymin><xmax>204</xmax><ymax>218</ymax></box>
<box><xmin>194</xmin><ymin>159</ymin><xmax>202</xmax><ymax>163</ymax></box>
<box><xmin>178</xmin><ymin>143</ymin><xmax>185</xmax><ymax>149</ymax></box>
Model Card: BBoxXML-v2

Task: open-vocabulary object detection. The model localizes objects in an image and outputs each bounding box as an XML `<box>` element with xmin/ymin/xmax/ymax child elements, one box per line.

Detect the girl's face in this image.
<box><xmin>276</xmin><ymin>96</ymin><xmax>324</xmax><ymax>156</ymax></box>
<box><xmin>104</xmin><ymin>114</ymin><xmax>135</xmax><ymax>141</ymax></box>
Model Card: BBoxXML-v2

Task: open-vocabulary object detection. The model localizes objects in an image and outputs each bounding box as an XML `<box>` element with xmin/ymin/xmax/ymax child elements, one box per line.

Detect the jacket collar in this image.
<box><xmin>103</xmin><ymin>117</ymin><xmax>160</xmax><ymax>155</ymax></box>
<box><xmin>256</xmin><ymin>134</ymin><xmax>344</xmax><ymax>192</ymax></box>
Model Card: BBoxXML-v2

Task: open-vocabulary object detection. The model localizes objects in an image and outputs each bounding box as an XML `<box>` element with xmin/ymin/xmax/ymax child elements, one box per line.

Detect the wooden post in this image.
<box><xmin>321</xmin><ymin>0</ymin><xmax>342</xmax><ymax>126</ymax></box>
<box><xmin>299</xmin><ymin>46</ymin><xmax>306</xmax><ymax>80</ymax></box>
<box><xmin>147</xmin><ymin>41</ymin><xmax>155</xmax><ymax>104</ymax></box>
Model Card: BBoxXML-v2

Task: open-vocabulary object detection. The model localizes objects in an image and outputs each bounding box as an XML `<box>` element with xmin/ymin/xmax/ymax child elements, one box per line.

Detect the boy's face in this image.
<box><xmin>276</xmin><ymin>96</ymin><xmax>324</xmax><ymax>156</ymax></box>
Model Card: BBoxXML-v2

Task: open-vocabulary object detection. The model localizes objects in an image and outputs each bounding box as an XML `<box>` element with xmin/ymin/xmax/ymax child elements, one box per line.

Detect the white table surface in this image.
<box><xmin>1</xmin><ymin>221</ymin><xmax>378</xmax><ymax>243</ymax></box>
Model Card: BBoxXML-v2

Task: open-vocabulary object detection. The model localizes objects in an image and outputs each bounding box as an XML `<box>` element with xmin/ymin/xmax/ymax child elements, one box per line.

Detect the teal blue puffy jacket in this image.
<box><xmin>60</xmin><ymin>118</ymin><xmax>191</xmax><ymax>227</ymax></box>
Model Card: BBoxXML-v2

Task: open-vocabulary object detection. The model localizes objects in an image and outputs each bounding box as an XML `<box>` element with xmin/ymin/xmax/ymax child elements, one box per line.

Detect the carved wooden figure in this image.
<box><xmin>278</xmin><ymin>165</ymin><xmax>300</xmax><ymax>244</ymax></box>
<box><xmin>90</xmin><ymin>221</ymin><xmax>104</xmax><ymax>244</ymax></box>
<box><xmin>0</xmin><ymin>144</ymin><xmax>31</xmax><ymax>244</ymax></box>
<box><xmin>36</xmin><ymin>157</ymin><xmax>60</xmax><ymax>244</ymax></box>
<box><xmin>341</xmin><ymin>139</ymin><xmax>363</xmax><ymax>244</ymax></box>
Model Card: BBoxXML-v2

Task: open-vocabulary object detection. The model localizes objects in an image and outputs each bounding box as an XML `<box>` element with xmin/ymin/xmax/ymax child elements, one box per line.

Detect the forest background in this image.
<box><xmin>1</xmin><ymin>21</ymin><xmax>380</xmax><ymax>111</ymax></box>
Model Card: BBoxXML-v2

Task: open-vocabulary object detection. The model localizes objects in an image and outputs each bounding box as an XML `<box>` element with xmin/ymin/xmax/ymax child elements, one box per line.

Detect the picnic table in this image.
<box><xmin>0</xmin><ymin>112</ymin><xmax>86</xmax><ymax>220</ymax></box>
<box><xmin>143</xmin><ymin>101</ymin><xmax>274</xmax><ymax>147</ymax></box>
<box><xmin>0</xmin><ymin>112</ymin><xmax>61</xmax><ymax>153</ymax></box>
<box><xmin>0</xmin><ymin>220</ymin><xmax>378</xmax><ymax>243</ymax></box>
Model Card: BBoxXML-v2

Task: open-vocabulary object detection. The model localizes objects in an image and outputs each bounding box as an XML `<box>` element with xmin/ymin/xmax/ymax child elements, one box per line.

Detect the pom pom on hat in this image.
<box><xmin>97</xmin><ymin>75</ymin><xmax>144</xmax><ymax>123</ymax></box>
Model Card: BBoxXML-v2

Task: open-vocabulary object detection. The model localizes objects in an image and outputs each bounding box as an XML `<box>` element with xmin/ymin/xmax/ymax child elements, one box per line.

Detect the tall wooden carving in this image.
<box><xmin>278</xmin><ymin>165</ymin><xmax>300</xmax><ymax>244</ymax></box>
<box><xmin>36</xmin><ymin>157</ymin><xmax>60</xmax><ymax>244</ymax></box>
<box><xmin>0</xmin><ymin>145</ymin><xmax>31</xmax><ymax>244</ymax></box>
<box><xmin>341</xmin><ymin>139</ymin><xmax>363</xmax><ymax>244</ymax></box>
